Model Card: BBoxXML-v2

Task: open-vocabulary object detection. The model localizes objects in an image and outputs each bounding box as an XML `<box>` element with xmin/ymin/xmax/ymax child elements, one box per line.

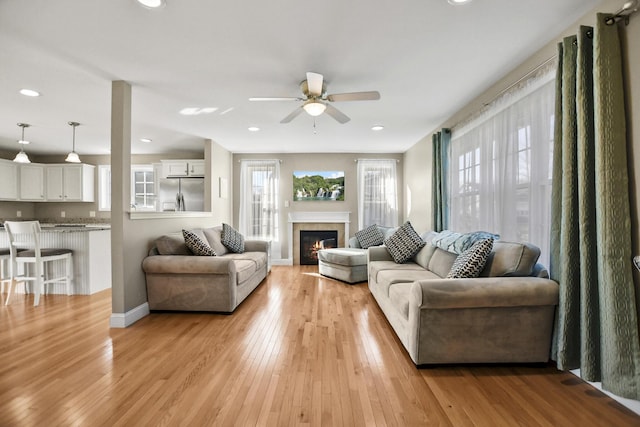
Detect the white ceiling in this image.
<box><xmin>0</xmin><ymin>0</ymin><xmax>600</xmax><ymax>156</ymax></box>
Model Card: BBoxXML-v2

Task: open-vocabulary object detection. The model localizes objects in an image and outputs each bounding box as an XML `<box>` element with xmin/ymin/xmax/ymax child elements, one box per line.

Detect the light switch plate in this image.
<box><xmin>61</xmin><ymin>211</ymin><xmax>66</xmax><ymax>218</ymax></box>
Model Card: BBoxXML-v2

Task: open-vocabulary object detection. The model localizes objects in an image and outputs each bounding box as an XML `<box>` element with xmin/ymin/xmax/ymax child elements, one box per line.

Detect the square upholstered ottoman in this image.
<box><xmin>317</xmin><ymin>247</ymin><xmax>368</xmax><ymax>284</ymax></box>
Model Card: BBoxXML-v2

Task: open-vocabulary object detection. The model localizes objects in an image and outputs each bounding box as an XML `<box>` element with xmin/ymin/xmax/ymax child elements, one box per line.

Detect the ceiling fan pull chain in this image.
<box><xmin>313</xmin><ymin>118</ymin><xmax>317</xmax><ymax>134</ymax></box>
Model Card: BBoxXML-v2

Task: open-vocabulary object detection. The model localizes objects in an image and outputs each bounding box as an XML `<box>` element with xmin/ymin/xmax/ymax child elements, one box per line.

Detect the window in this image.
<box><xmin>449</xmin><ymin>71</ymin><xmax>555</xmax><ymax>265</ymax></box>
<box><xmin>239</xmin><ymin>160</ymin><xmax>280</xmax><ymax>257</ymax></box>
<box><xmin>97</xmin><ymin>164</ymin><xmax>158</xmax><ymax>211</ymax></box>
<box><xmin>131</xmin><ymin>165</ymin><xmax>156</xmax><ymax>211</ymax></box>
<box><xmin>98</xmin><ymin>165</ymin><xmax>111</xmax><ymax>211</ymax></box>
<box><xmin>357</xmin><ymin>159</ymin><xmax>398</xmax><ymax>229</ymax></box>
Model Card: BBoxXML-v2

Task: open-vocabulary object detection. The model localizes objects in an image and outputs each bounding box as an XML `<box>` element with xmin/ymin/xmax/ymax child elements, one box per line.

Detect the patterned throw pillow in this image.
<box><xmin>446</xmin><ymin>238</ymin><xmax>494</xmax><ymax>278</ymax></box>
<box><xmin>221</xmin><ymin>223</ymin><xmax>245</xmax><ymax>253</ymax></box>
<box><xmin>384</xmin><ymin>221</ymin><xmax>426</xmax><ymax>264</ymax></box>
<box><xmin>182</xmin><ymin>229</ymin><xmax>216</xmax><ymax>256</ymax></box>
<box><xmin>355</xmin><ymin>224</ymin><xmax>385</xmax><ymax>249</ymax></box>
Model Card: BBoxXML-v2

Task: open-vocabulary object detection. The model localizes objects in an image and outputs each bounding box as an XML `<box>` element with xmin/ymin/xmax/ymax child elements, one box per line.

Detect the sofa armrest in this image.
<box><xmin>409</xmin><ymin>276</ymin><xmax>559</xmax><ymax>310</ymax></box>
<box><xmin>367</xmin><ymin>246</ymin><xmax>393</xmax><ymax>262</ymax></box>
<box><xmin>142</xmin><ymin>255</ymin><xmax>234</xmax><ymax>274</ymax></box>
<box><xmin>243</xmin><ymin>240</ymin><xmax>270</xmax><ymax>253</ymax></box>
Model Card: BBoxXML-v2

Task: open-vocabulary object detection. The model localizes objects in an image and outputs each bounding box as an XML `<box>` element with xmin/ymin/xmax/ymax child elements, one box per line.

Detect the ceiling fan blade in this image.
<box><xmin>306</xmin><ymin>72</ymin><xmax>324</xmax><ymax>97</ymax></box>
<box><xmin>324</xmin><ymin>104</ymin><xmax>350</xmax><ymax>124</ymax></box>
<box><xmin>249</xmin><ymin>97</ymin><xmax>302</xmax><ymax>101</ymax></box>
<box><xmin>326</xmin><ymin>91</ymin><xmax>380</xmax><ymax>102</ymax></box>
<box><xmin>280</xmin><ymin>106</ymin><xmax>304</xmax><ymax>123</ymax></box>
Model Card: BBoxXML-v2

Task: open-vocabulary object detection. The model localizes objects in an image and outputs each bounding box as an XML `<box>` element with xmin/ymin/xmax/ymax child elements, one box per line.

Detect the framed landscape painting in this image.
<box><xmin>293</xmin><ymin>171</ymin><xmax>345</xmax><ymax>201</ymax></box>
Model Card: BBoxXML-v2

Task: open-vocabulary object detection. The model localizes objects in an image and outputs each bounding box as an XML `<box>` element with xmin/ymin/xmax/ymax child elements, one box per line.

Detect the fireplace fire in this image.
<box><xmin>300</xmin><ymin>230</ymin><xmax>338</xmax><ymax>265</ymax></box>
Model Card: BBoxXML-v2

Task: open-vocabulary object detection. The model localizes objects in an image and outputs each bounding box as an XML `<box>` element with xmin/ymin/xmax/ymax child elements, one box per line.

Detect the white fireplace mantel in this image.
<box><xmin>286</xmin><ymin>211</ymin><xmax>350</xmax><ymax>264</ymax></box>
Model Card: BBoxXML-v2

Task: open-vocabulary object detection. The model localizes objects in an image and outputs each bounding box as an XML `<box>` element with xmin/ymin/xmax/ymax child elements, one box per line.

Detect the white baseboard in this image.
<box><xmin>110</xmin><ymin>302</ymin><xmax>150</xmax><ymax>328</ymax></box>
<box><xmin>271</xmin><ymin>258</ymin><xmax>293</xmax><ymax>266</ymax></box>
<box><xmin>571</xmin><ymin>369</ymin><xmax>640</xmax><ymax>415</ymax></box>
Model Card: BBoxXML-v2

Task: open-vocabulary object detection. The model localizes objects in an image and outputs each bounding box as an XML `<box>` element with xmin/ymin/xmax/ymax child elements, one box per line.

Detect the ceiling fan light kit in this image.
<box><xmin>14</xmin><ymin>123</ymin><xmax>31</xmax><ymax>164</ymax></box>
<box><xmin>250</xmin><ymin>71</ymin><xmax>380</xmax><ymax>124</ymax></box>
<box><xmin>302</xmin><ymin>100</ymin><xmax>327</xmax><ymax>117</ymax></box>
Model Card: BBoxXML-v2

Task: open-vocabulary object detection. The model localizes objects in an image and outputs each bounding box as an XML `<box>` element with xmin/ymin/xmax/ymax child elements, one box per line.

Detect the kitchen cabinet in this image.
<box><xmin>46</xmin><ymin>164</ymin><xmax>95</xmax><ymax>202</ymax></box>
<box><xmin>161</xmin><ymin>159</ymin><xmax>205</xmax><ymax>178</ymax></box>
<box><xmin>19</xmin><ymin>164</ymin><xmax>45</xmax><ymax>201</ymax></box>
<box><xmin>0</xmin><ymin>159</ymin><xmax>18</xmax><ymax>200</ymax></box>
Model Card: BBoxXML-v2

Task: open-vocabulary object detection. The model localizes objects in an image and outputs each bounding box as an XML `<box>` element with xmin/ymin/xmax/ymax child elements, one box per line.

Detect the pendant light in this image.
<box><xmin>65</xmin><ymin>121</ymin><xmax>81</xmax><ymax>163</ymax></box>
<box><xmin>13</xmin><ymin>123</ymin><xmax>31</xmax><ymax>163</ymax></box>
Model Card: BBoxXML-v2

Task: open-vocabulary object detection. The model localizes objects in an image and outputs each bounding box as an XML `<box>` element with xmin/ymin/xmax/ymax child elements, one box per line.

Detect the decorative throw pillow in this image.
<box><xmin>384</xmin><ymin>221</ymin><xmax>426</xmax><ymax>264</ymax></box>
<box><xmin>446</xmin><ymin>238</ymin><xmax>494</xmax><ymax>279</ymax></box>
<box><xmin>182</xmin><ymin>229</ymin><xmax>216</xmax><ymax>256</ymax></box>
<box><xmin>355</xmin><ymin>224</ymin><xmax>385</xmax><ymax>249</ymax></box>
<box><xmin>221</xmin><ymin>223</ymin><xmax>245</xmax><ymax>253</ymax></box>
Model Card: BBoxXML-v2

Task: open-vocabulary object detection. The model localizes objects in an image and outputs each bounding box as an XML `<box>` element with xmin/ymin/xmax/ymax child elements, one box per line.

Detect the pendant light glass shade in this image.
<box><xmin>302</xmin><ymin>100</ymin><xmax>327</xmax><ymax>117</ymax></box>
<box><xmin>14</xmin><ymin>123</ymin><xmax>31</xmax><ymax>163</ymax></box>
<box><xmin>65</xmin><ymin>122</ymin><xmax>81</xmax><ymax>163</ymax></box>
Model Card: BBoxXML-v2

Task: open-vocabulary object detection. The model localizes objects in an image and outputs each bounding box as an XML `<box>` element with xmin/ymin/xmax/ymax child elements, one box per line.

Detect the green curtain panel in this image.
<box><xmin>432</xmin><ymin>128</ymin><xmax>450</xmax><ymax>232</ymax></box>
<box><xmin>550</xmin><ymin>15</ymin><xmax>640</xmax><ymax>400</ymax></box>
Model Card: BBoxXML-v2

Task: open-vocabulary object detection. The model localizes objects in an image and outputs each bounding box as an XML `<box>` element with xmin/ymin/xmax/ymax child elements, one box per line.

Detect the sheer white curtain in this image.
<box><xmin>357</xmin><ymin>159</ymin><xmax>399</xmax><ymax>229</ymax></box>
<box><xmin>239</xmin><ymin>159</ymin><xmax>280</xmax><ymax>258</ymax></box>
<box><xmin>450</xmin><ymin>67</ymin><xmax>555</xmax><ymax>266</ymax></box>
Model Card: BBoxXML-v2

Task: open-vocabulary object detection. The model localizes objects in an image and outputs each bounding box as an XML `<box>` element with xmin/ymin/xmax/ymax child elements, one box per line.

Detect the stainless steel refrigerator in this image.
<box><xmin>158</xmin><ymin>177</ymin><xmax>204</xmax><ymax>211</ymax></box>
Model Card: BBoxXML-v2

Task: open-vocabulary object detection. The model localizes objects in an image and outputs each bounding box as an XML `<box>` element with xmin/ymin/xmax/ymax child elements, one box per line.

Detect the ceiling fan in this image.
<box><xmin>249</xmin><ymin>72</ymin><xmax>380</xmax><ymax>124</ymax></box>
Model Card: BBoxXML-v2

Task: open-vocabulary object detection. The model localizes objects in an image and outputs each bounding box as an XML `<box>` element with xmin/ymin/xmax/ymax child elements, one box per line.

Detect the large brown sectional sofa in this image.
<box><xmin>142</xmin><ymin>226</ymin><xmax>269</xmax><ymax>312</ymax></box>
<box><xmin>367</xmin><ymin>230</ymin><xmax>559</xmax><ymax>365</ymax></box>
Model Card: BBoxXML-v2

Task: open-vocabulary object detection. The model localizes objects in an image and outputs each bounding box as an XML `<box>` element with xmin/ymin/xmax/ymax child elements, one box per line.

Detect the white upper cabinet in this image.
<box><xmin>161</xmin><ymin>159</ymin><xmax>205</xmax><ymax>178</ymax></box>
<box><xmin>19</xmin><ymin>164</ymin><xmax>46</xmax><ymax>201</ymax></box>
<box><xmin>46</xmin><ymin>164</ymin><xmax>95</xmax><ymax>202</ymax></box>
<box><xmin>0</xmin><ymin>158</ymin><xmax>18</xmax><ymax>200</ymax></box>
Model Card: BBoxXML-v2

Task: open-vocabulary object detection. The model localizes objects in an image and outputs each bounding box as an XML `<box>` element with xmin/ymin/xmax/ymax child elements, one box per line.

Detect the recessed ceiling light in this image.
<box><xmin>248</xmin><ymin>127</ymin><xmax>260</xmax><ymax>132</ymax></box>
<box><xmin>140</xmin><ymin>138</ymin><xmax>152</xmax><ymax>143</ymax></box>
<box><xmin>20</xmin><ymin>88</ymin><xmax>41</xmax><ymax>97</ymax></box>
<box><xmin>447</xmin><ymin>0</ymin><xmax>472</xmax><ymax>4</ymax></box>
<box><xmin>371</xmin><ymin>125</ymin><xmax>384</xmax><ymax>131</ymax></box>
<box><xmin>136</xmin><ymin>0</ymin><xmax>166</xmax><ymax>9</ymax></box>
<box><xmin>179</xmin><ymin>107</ymin><xmax>218</xmax><ymax>116</ymax></box>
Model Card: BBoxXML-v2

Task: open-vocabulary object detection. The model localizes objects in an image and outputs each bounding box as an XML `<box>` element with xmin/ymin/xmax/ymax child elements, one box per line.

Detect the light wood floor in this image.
<box><xmin>1</xmin><ymin>266</ymin><xmax>639</xmax><ymax>426</ymax></box>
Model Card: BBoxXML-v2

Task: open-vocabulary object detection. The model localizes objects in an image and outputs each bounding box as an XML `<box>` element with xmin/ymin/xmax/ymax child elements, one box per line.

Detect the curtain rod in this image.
<box><xmin>606</xmin><ymin>0</ymin><xmax>638</xmax><ymax>25</ymax></box>
<box><xmin>481</xmin><ymin>55</ymin><xmax>557</xmax><ymax>108</ymax></box>
<box><xmin>354</xmin><ymin>158</ymin><xmax>400</xmax><ymax>163</ymax></box>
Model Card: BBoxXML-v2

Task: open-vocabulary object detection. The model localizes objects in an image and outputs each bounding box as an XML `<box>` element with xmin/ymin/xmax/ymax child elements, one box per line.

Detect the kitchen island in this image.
<box><xmin>0</xmin><ymin>224</ymin><xmax>111</xmax><ymax>295</ymax></box>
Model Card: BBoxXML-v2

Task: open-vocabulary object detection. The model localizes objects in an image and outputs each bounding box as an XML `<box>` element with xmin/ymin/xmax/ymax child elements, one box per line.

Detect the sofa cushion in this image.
<box><xmin>427</xmin><ymin>248</ymin><xmax>458</xmax><ymax>278</ymax></box>
<box><xmin>447</xmin><ymin>238</ymin><xmax>494</xmax><ymax>278</ymax></box>
<box><xmin>155</xmin><ymin>233</ymin><xmax>191</xmax><ymax>255</ymax></box>
<box><xmin>480</xmin><ymin>241</ymin><xmax>541</xmax><ymax>277</ymax></box>
<box><xmin>221</xmin><ymin>223</ymin><xmax>245</xmax><ymax>253</ymax></box>
<box><xmin>355</xmin><ymin>224</ymin><xmax>385</xmax><ymax>249</ymax></box>
<box><xmin>432</xmin><ymin>230</ymin><xmax>500</xmax><ymax>255</ymax></box>
<box><xmin>375</xmin><ymin>268</ymin><xmax>440</xmax><ymax>297</ymax></box>
<box><xmin>384</xmin><ymin>221</ymin><xmax>426</xmax><ymax>263</ymax></box>
<box><xmin>183</xmin><ymin>229</ymin><xmax>216</xmax><ymax>256</ymax></box>
<box><xmin>203</xmin><ymin>226</ymin><xmax>229</xmax><ymax>256</ymax></box>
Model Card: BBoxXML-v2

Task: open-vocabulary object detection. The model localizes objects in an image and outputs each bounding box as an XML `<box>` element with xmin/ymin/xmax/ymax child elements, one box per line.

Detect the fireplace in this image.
<box><xmin>299</xmin><ymin>230</ymin><xmax>338</xmax><ymax>265</ymax></box>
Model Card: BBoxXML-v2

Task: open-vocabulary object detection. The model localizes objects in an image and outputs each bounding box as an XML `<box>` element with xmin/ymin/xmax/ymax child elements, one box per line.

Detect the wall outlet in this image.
<box><xmin>16</xmin><ymin>210</ymin><xmax>22</xmax><ymax>218</ymax></box>
<box><xmin>61</xmin><ymin>211</ymin><xmax>66</xmax><ymax>218</ymax></box>
<box><xmin>89</xmin><ymin>211</ymin><xmax>96</xmax><ymax>218</ymax></box>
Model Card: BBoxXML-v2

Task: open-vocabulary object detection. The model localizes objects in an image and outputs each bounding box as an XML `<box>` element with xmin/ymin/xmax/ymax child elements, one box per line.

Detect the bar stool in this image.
<box><xmin>4</xmin><ymin>221</ymin><xmax>73</xmax><ymax>306</ymax></box>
